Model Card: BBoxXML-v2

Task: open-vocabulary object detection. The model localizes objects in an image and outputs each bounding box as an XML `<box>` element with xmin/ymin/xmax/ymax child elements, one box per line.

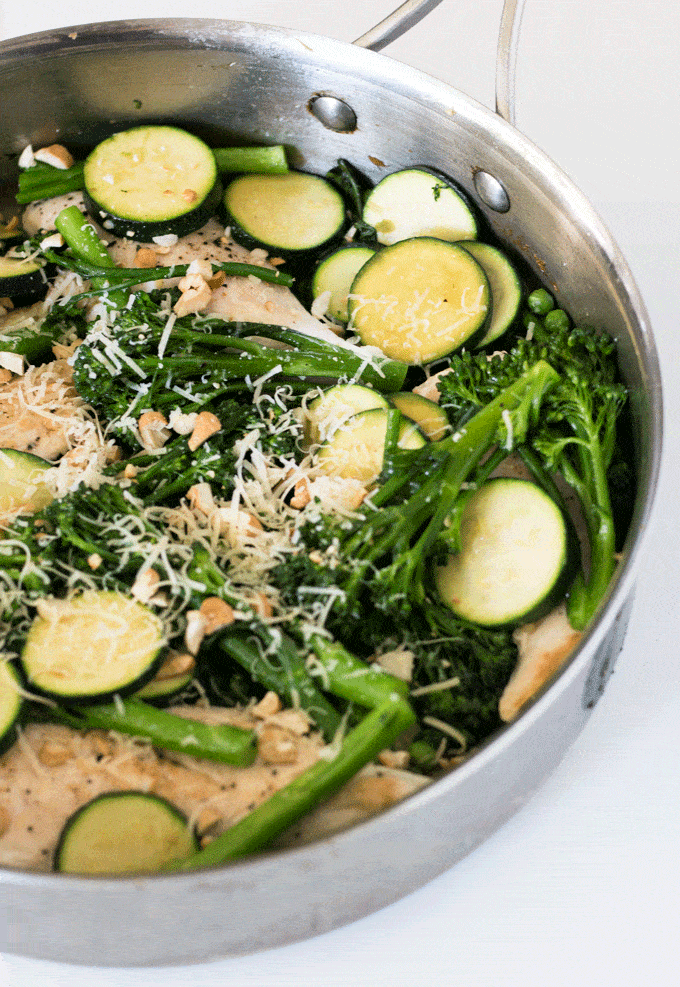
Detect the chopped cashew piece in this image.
<box><xmin>499</xmin><ymin>603</ymin><xmax>583</xmax><ymax>722</ymax></box>
<box><xmin>186</xmin><ymin>482</ymin><xmax>215</xmax><ymax>516</ymax></box>
<box><xmin>184</xmin><ymin>610</ymin><xmax>208</xmax><ymax>656</ymax></box>
<box><xmin>154</xmin><ymin>652</ymin><xmax>196</xmax><ymax>681</ymax></box>
<box><xmin>34</xmin><ymin>144</ymin><xmax>75</xmax><ymax>169</ymax></box>
<box><xmin>0</xmin><ymin>353</ymin><xmax>25</xmax><ymax>377</ymax></box>
<box><xmin>173</xmin><ymin>273</ymin><xmax>212</xmax><ymax>318</ymax></box>
<box><xmin>252</xmin><ymin>691</ymin><xmax>283</xmax><ymax>719</ymax></box>
<box><xmin>187</xmin><ymin>411</ymin><xmax>221</xmax><ymax>451</ymax></box>
<box><xmin>133</xmin><ymin>247</ymin><xmax>158</xmax><ymax>269</ymax></box>
<box><xmin>130</xmin><ymin>568</ymin><xmax>162</xmax><ymax>604</ymax></box>
<box><xmin>198</xmin><ymin>597</ymin><xmax>236</xmax><ymax>634</ymax></box>
<box><xmin>138</xmin><ymin>411</ymin><xmax>171</xmax><ymax>451</ymax></box>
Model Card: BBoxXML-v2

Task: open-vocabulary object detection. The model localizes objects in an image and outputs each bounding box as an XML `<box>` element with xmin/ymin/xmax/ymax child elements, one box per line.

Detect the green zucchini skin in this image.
<box><xmin>0</xmin><ymin>662</ymin><xmax>24</xmax><ymax>757</ymax></box>
<box><xmin>389</xmin><ymin>391</ymin><xmax>450</xmax><ymax>441</ymax></box>
<box><xmin>459</xmin><ymin>241</ymin><xmax>523</xmax><ymax>348</ymax></box>
<box><xmin>84</xmin><ymin>179</ymin><xmax>223</xmax><ymax>243</ymax></box>
<box><xmin>311</xmin><ymin>245</ymin><xmax>375</xmax><ymax>323</ymax></box>
<box><xmin>222</xmin><ymin>172</ymin><xmax>347</xmax><ymax>257</ymax></box>
<box><xmin>304</xmin><ymin>382</ymin><xmax>389</xmax><ymax>447</ymax></box>
<box><xmin>20</xmin><ymin>589</ymin><xmax>165</xmax><ymax>705</ymax></box>
<box><xmin>435</xmin><ymin>478</ymin><xmax>573</xmax><ymax>627</ymax></box>
<box><xmin>0</xmin><ymin>256</ymin><xmax>49</xmax><ymax>304</ymax></box>
<box><xmin>53</xmin><ymin>791</ymin><xmax>198</xmax><ymax>875</ymax></box>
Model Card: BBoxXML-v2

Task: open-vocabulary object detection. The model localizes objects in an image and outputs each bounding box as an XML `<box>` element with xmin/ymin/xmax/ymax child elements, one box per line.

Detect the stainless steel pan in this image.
<box><xmin>0</xmin><ymin>0</ymin><xmax>663</xmax><ymax>966</ymax></box>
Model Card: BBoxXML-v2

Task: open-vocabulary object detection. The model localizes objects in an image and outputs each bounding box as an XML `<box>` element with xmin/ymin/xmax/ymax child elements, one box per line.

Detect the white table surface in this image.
<box><xmin>0</xmin><ymin>2</ymin><xmax>678</xmax><ymax>984</ymax></box>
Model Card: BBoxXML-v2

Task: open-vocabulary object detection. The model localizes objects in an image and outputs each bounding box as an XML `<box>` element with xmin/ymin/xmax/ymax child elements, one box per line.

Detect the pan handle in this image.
<box><xmin>354</xmin><ymin>0</ymin><xmax>525</xmax><ymax>127</ymax></box>
<box><xmin>352</xmin><ymin>0</ymin><xmax>446</xmax><ymax>52</ymax></box>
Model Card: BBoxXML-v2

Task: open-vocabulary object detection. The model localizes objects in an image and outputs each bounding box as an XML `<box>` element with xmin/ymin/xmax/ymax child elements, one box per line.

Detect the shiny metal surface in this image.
<box><xmin>0</xmin><ymin>13</ymin><xmax>662</xmax><ymax>967</ymax></box>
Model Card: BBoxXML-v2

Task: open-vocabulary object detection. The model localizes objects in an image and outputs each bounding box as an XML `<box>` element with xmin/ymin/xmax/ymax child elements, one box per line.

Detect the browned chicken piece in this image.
<box><xmin>0</xmin><ymin>360</ymin><xmax>87</xmax><ymax>460</ymax></box>
<box><xmin>499</xmin><ymin>603</ymin><xmax>583</xmax><ymax>722</ymax></box>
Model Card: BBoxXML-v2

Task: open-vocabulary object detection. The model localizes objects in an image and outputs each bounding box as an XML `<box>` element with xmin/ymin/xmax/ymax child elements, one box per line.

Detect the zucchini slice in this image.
<box><xmin>0</xmin><ymin>256</ymin><xmax>48</xmax><ymax>304</ymax></box>
<box><xmin>362</xmin><ymin>168</ymin><xmax>477</xmax><ymax>246</ymax></box>
<box><xmin>304</xmin><ymin>382</ymin><xmax>389</xmax><ymax>446</ymax></box>
<box><xmin>20</xmin><ymin>589</ymin><xmax>165</xmax><ymax>704</ymax></box>
<box><xmin>348</xmin><ymin>238</ymin><xmax>490</xmax><ymax>364</ymax></box>
<box><xmin>0</xmin><ymin>449</ymin><xmax>53</xmax><ymax>516</ymax></box>
<box><xmin>54</xmin><ymin>791</ymin><xmax>198</xmax><ymax>875</ymax></box>
<box><xmin>311</xmin><ymin>245</ymin><xmax>375</xmax><ymax>323</ymax></box>
<box><xmin>435</xmin><ymin>478</ymin><xmax>570</xmax><ymax>627</ymax></box>
<box><xmin>389</xmin><ymin>392</ymin><xmax>449</xmax><ymax>441</ymax></box>
<box><xmin>83</xmin><ymin>126</ymin><xmax>221</xmax><ymax>240</ymax></box>
<box><xmin>460</xmin><ymin>241</ymin><xmax>522</xmax><ymax>348</ymax></box>
<box><xmin>222</xmin><ymin>172</ymin><xmax>346</xmax><ymax>255</ymax></box>
<box><xmin>318</xmin><ymin>406</ymin><xmax>426</xmax><ymax>484</ymax></box>
<box><xmin>134</xmin><ymin>653</ymin><xmax>194</xmax><ymax>704</ymax></box>
<box><xmin>0</xmin><ymin>661</ymin><xmax>24</xmax><ymax>757</ymax></box>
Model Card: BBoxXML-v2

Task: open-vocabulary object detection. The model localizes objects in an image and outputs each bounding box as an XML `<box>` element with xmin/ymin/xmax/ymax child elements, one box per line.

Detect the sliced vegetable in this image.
<box><xmin>54</xmin><ymin>791</ymin><xmax>198</xmax><ymax>875</ymax></box>
<box><xmin>20</xmin><ymin>589</ymin><xmax>164</xmax><ymax>703</ymax></box>
<box><xmin>0</xmin><ymin>449</ymin><xmax>53</xmax><ymax>516</ymax></box>
<box><xmin>318</xmin><ymin>406</ymin><xmax>426</xmax><ymax>484</ymax></box>
<box><xmin>0</xmin><ymin>661</ymin><xmax>24</xmax><ymax>756</ymax></box>
<box><xmin>459</xmin><ymin>241</ymin><xmax>522</xmax><ymax>347</ymax></box>
<box><xmin>362</xmin><ymin>168</ymin><xmax>477</xmax><ymax>246</ymax></box>
<box><xmin>348</xmin><ymin>237</ymin><xmax>490</xmax><ymax>364</ymax></box>
<box><xmin>222</xmin><ymin>172</ymin><xmax>346</xmax><ymax>254</ymax></box>
<box><xmin>0</xmin><ymin>256</ymin><xmax>48</xmax><ymax>304</ymax></box>
<box><xmin>311</xmin><ymin>245</ymin><xmax>375</xmax><ymax>323</ymax></box>
<box><xmin>134</xmin><ymin>653</ymin><xmax>194</xmax><ymax>704</ymax></box>
<box><xmin>304</xmin><ymin>382</ymin><xmax>389</xmax><ymax>446</ymax></box>
<box><xmin>389</xmin><ymin>391</ymin><xmax>449</xmax><ymax>440</ymax></box>
<box><xmin>436</xmin><ymin>478</ymin><xmax>570</xmax><ymax>626</ymax></box>
<box><xmin>83</xmin><ymin>125</ymin><xmax>221</xmax><ymax>240</ymax></box>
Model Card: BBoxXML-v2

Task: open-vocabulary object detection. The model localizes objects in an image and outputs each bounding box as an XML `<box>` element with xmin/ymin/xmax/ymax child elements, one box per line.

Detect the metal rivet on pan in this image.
<box><xmin>308</xmin><ymin>95</ymin><xmax>357</xmax><ymax>133</ymax></box>
<box><xmin>473</xmin><ymin>170</ymin><xmax>510</xmax><ymax>213</ymax></box>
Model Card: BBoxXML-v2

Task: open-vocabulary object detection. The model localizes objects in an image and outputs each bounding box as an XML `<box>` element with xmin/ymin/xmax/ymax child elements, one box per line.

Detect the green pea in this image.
<box><xmin>527</xmin><ymin>288</ymin><xmax>554</xmax><ymax>315</ymax></box>
<box><xmin>545</xmin><ymin>308</ymin><xmax>570</xmax><ymax>331</ymax></box>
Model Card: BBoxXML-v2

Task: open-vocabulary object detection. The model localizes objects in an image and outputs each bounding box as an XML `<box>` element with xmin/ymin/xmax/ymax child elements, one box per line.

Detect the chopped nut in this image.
<box><xmin>173</xmin><ymin>273</ymin><xmax>212</xmax><ymax>318</ymax></box>
<box><xmin>51</xmin><ymin>338</ymin><xmax>82</xmax><ymax>360</ymax></box>
<box><xmin>252</xmin><ymin>691</ymin><xmax>283</xmax><ymax>719</ymax></box>
<box><xmin>0</xmin><ymin>804</ymin><xmax>10</xmax><ymax>838</ymax></box>
<box><xmin>39</xmin><ymin>232</ymin><xmax>65</xmax><ymax>251</ymax></box>
<box><xmin>250</xmin><ymin>592</ymin><xmax>273</xmax><ymax>619</ymax></box>
<box><xmin>207</xmin><ymin>270</ymin><xmax>226</xmax><ymax>290</ymax></box>
<box><xmin>138</xmin><ymin>410</ymin><xmax>171</xmax><ymax>451</ymax></box>
<box><xmin>0</xmin><ymin>297</ymin><xmax>13</xmax><ymax>310</ymax></box>
<box><xmin>155</xmin><ymin>652</ymin><xmax>195</xmax><ymax>680</ymax></box>
<box><xmin>131</xmin><ymin>568</ymin><xmax>161</xmax><ymax>603</ymax></box>
<box><xmin>258</xmin><ymin>724</ymin><xmax>299</xmax><ymax>765</ymax></box>
<box><xmin>38</xmin><ymin>739</ymin><xmax>71</xmax><ymax>767</ymax></box>
<box><xmin>184</xmin><ymin>610</ymin><xmax>208</xmax><ymax>655</ymax></box>
<box><xmin>374</xmin><ymin>647</ymin><xmax>414</xmax><ymax>682</ymax></box>
<box><xmin>123</xmin><ymin>464</ymin><xmax>138</xmax><ymax>479</ymax></box>
<box><xmin>187</xmin><ymin>411</ymin><xmax>221</xmax><ymax>451</ymax></box>
<box><xmin>18</xmin><ymin>145</ymin><xmax>36</xmax><ymax>169</ymax></box>
<box><xmin>378</xmin><ymin>749</ymin><xmax>411</xmax><ymax>770</ymax></box>
<box><xmin>290</xmin><ymin>477</ymin><xmax>311</xmax><ymax>509</ymax></box>
<box><xmin>186</xmin><ymin>482</ymin><xmax>214</xmax><ymax>516</ymax></box>
<box><xmin>0</xmin><ymin>369</ymin><xmax>12</xmax><ymax>386</ymax></box>
<box><xmin>34</xmin><ymin>144</ymin><xmax>75</xmax><ymax>169</ymax></box>
<box><xmin>198</xmin><ymin>597</ymin><xmax>235</xmax><ymax>634</ymax></box>
<box><xmin>196</xmin><ymin>806</ymin><xmax>222</xmax><ymax>834</ymax></box>
<box><xmin>182</xmin><ymin>189</ymin><xmax>198</xmax><ymax>203</ymax></box>
<box><xmin>133</xmin><ymin>247</ymin><xmax>158</xmax><ymax>269</ymax></box>
<box><xmin>265</xmin><ymin>709</ymin><xmax>311</xmax><ymax>736</ymax></box>
<box><xmin>87</xmin><ymin>553</ymin><xmax>103</xmax><ymax>570</ymax></box>
<box><xmin>168</xmin><ymin>409</ymin><xmax>198</xmax><ymax>435</ymax></box>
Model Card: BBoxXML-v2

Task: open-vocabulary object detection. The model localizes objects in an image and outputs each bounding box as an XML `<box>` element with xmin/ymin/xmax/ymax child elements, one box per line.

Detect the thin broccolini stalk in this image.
<box><xmin>54</xmin><ymin>205</ymin><xmax>115</xmax><ymax>268</ymax></box>
<box><xmin>43</xmin><ymin>698</ymin><xmax>257</xmax><ymax>767</ymax></box>
<box><xmin>212</xmin><ymin>145</ymin><xmax>288</xmax><ymax>174</ymax></box>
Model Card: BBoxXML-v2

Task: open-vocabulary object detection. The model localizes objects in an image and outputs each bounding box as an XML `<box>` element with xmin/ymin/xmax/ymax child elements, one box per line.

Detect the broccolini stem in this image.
<box><xmin>16</xmin><ymin>162</ymin><xmax>86</xmax><ymax>204</ymax></box>
<box><xmin>213</xmin><ymin>145</ymin><xmax>288</xmax><ymax>175</ymax></box>
<box><xmin>44</xmin><ymin>699</ymin><xmax>257</xmax><ymax>767</ymax></box>
<box><xmin>54</xmin><ymin>205</ymin><xmax>115</xmax><ymax>268</ymax></box>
